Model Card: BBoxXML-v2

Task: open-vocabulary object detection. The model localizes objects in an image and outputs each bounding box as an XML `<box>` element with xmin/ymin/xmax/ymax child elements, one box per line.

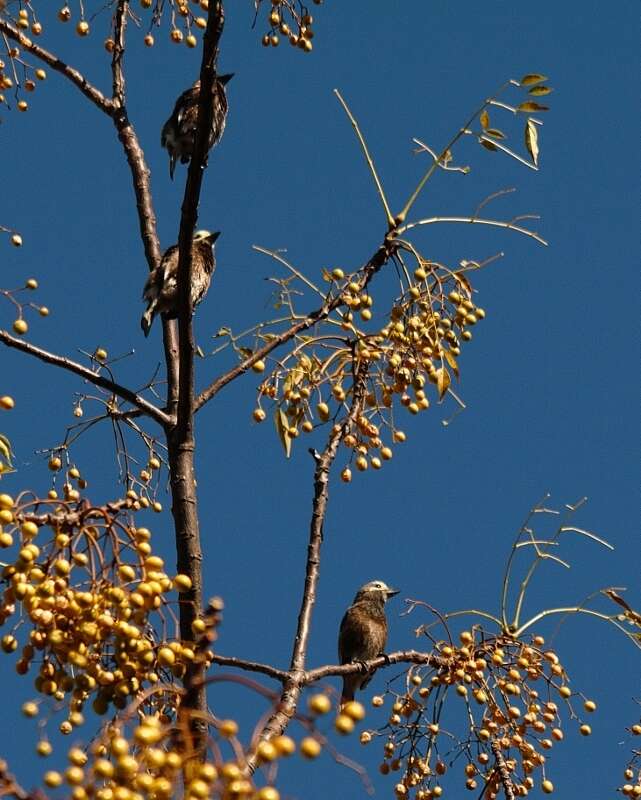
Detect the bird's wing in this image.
<box><xmin>142</xmin><ymin>267</ymin><xmax>159</xmax><ymax>302</ymax></box>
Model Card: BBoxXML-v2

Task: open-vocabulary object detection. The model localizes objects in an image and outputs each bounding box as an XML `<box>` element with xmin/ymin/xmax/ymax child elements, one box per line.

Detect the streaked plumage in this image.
<box><xmin>161</xmin><ymin>73</ymin><xmax>233</xmax><ymax>180</ymax></box>
<box><xmin>338</xmin><ymin>580</ymin><xmax>399</xmax><ymax>704</ymax></box>
<box><xmin>141</xmin><ymin>230</ymin><xmax>220</xmax><ymax>336</ymax></box>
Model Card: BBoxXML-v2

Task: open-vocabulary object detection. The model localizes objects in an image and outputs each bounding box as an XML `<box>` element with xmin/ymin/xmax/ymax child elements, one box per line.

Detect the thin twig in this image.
<box><xmin>0</xmin><ymin>17</ymin><xmax>113</xmax><ymax>114</ymax></box>
<box><xmin>0</xmin><ymin>329</ymin><xmax>170</xmax><ymax>426</ymax></box>
<box><xmin>334</xmin><ymin>89</ymin><xmax>395</xmax><ymax>228</ymax></box>
<box><xmin>195</xmin><ymin>242</ymin><xmax>394</xmax><ymax>410</ymax></box>
<box><xmin>396</xmin><ymin>215</ymin><xmax>548</xmax><ymax>246</ymax></box>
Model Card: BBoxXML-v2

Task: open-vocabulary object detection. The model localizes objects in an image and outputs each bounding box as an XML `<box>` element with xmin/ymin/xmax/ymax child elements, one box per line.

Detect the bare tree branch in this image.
<box><xmin>210</xmin><ymin>654</ymin><xmax>289</xmax><ymax>682</ymax></box>
<box><xmin>0</xmin><ymin>17</ymin><xmax>113</xmax><ymax>114</ymax></box>
<box><xmin>491</xmin><ymin>739</ymin><xmax>516</xmax><ymax>800</ymax></box>
<box><xmin>111</xmin><ymin>0</ymin><xmax>128</xmax><ymax>107</ymax></box>
<box><xmin>303</xmin><ymin>650</ymin><xmax>445</xmax><ymax>684</ymax></box>
<box><xmin>247</xmin><ymin>359</ymin><xmax>370</xmax><ymax>762</ymax></box>
<box><xmin>168</xmin><ymin>0</ymin><xmax>226</xmax><ymax>747</ymax></box>
<box><xmin>0</xmin><ymin>329</ymin><xmax>170</xmax><ymax>426</ymax></box>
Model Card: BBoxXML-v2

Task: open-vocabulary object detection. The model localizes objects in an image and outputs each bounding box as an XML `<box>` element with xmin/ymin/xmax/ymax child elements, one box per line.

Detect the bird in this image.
<box><xmin>161</xmin><ymin>73</ymin><xmax>233</xmax><ymax>180</ymax></box>
<box><xmin>338</xmin><ymin>580</ymin><xmax>399</xmax><ymax>704</ymax></box>
<box><xmin>141</xmin><ymin>230</ymin><xmax>220</xmax><ymax>336</ymax></box>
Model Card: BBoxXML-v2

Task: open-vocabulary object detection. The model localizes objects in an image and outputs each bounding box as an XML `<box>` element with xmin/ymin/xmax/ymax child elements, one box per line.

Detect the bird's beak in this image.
<box><xmin>386</xmin><ymin>587</ymin><xmax>400</xmax><ymax>598</ymax></box>
<box><xmin>220</xmin><ymin>73</ymin><xmax>234</xmax><ymax>85</ymax></box>
<box><xmin>207</xmin><ymin>231</ymin><xmax>221</xmax><ymax>243</ymax></box>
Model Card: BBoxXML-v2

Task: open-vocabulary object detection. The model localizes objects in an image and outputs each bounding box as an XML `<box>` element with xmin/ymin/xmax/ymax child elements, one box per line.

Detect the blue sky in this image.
<box><xmin>0</xmin><ymin>1</ymin><xmax>638</xmax><ymax>797</ymax></box>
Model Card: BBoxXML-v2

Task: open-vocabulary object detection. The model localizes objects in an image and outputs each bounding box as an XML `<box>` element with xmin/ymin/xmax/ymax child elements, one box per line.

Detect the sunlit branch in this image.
<box><xmin>0</xmin><ymin>17</ymin><xmax>113</xmax><ymax>114</ymax></box>
<box><xmin>396</xmin><ymin>215</ymin><xmax>548</xmax><ymax>246</ymax></box>
<box><xmin>0</xmin><ymin>329</ymin><xmax>170</xmax><ymax>426</ymax></box>
<box><xmin>514</xmin><ymin>606</ymin><xmax>641</xmax><ymax>647</ymax></box>
<box><xmin>334</xmin><ymin>89</ymin><xmax>395</xmax><ymax>228</ymax></box>
<box><xmin>398</xmin><ymin>80</ymin><xmax>517</xmax><ymax>222</ymax></box>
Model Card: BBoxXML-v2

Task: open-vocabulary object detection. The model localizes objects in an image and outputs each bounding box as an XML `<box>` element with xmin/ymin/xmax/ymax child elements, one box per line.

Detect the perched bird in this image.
<box><xmin>338</xmin><ymin>580</ymin><xmax>399</xmax><ymax>704</ymax></box>
<box><xmin>161</xmin><ymin>73</ymin><xmax>233</xmax><ymax>180</ymax></box>
<box><xmin>141</xmin><ymin>230</ymin><xmax>220</xmax><ymax>336</ymax></box>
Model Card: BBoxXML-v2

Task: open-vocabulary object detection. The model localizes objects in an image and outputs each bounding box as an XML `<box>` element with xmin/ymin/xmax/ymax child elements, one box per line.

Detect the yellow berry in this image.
<box><xmin>219</xmin><ymin>719</ymin><xmax>238</xmax><ymax>738</ymax></box>
<box><xmin>342</xmin><ymin>700</ymin><xmax>365</xmax><ymax>721</ymax></box>
<box><xmin>44</xmin><ymin>771</ymin><xmax>63</xmax><ymax>787</ymax></box>
<box><xmin>579</xmin><ymin>724</ymin><xmax>591</xmax><ymax>736</ymax></box>
<box><xmin>300</xmin><ymin>737</ymin><xmax>321</xmax><ymax>758</ymax></box>
<box><xmin>272</xmin><ymin>735</ymin><xmax>295</xmax><ymax>756</ymax></box>
<box><xmin>335</xmin><ymin>714</ymin><xmax>355</xmax><ymax>734</ymax></box>
<box><xmin>584</xmin><ymin>699</ymin><xmax>596</xmax><ymax>712</ymax></box>
<box><xmin>308</xmin><ymin>694</ymin><xmax>332</xmax><ymax>715</ymax></box>
<box><xmin>0</xmin><ymin>396</ymin><xmax>14</xmax><ymax>410</ymax></box>
<box><xmin>542</xmin><ymin>779</ymin><xmax>554</xmax><ymax>794</ymax></box>
<box><xmin>76</xmin><ymin>20</ymin><xmax>89</xmax><ymax>35</ymax></box>
<box><xmin>13</xmin><ymin>319</ymin><xmax>28</xmax><ymax>335</ymax></box>
<box><xmin>36</xmin><ymin>740</ymin><xmax>52</xmax><ymax>757</ymax></box>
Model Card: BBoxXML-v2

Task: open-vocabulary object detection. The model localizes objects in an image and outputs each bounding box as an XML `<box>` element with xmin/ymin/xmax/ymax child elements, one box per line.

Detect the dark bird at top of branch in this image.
<box><xmin>141</xmin><ymin>230</ymin><xmax>220</xmax><ymax>337</ymax></box>
<box><xmin>161</xmin><ymin>73</ymin><xmax>233</xmax><ymax>180</ymax></box>
<box><xmin>338</xmin><ymin>579</ymin><xmax>399</xmax><ymax>704</ymax></box>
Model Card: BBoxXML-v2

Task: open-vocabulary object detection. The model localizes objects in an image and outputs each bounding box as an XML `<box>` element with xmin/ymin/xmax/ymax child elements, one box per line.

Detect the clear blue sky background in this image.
<box><xmin>0</xmin><ymin>1</ymin><xmax>638</xmax><ymax>797</ymax></box>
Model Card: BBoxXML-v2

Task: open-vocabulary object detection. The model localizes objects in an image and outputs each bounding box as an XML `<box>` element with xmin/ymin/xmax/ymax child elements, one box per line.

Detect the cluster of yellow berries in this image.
<box><xmin>253</xmin><ymin>261</ymin><xmax>484</xmax><ymax>471</ymax></box>
<box><xmin>0</xmin><ymin>493</ymin><xmax>210</xmax><ymax>728</ymax></box>
<box><xmin>27</xmin><ymin>692</ymin><xmax>359</xmax><ymax>800</ymax></box>
<box><xmin>37</xmin><ymin>715</ymin><xmax>286</xmax><ymax>800</ymax></box>
<box><xmin>362</xmin><ymin>631</ymin><xmax>595</xmax><ymax>799</ymax></box>
<box><xmin>261</xmin><ymin>0</ymin><xmax>322</xmax><ymax>52</ymax></box>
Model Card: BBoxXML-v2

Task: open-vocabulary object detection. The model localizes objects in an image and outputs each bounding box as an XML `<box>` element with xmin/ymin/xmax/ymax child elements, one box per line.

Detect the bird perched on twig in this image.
<box><xmin>338</xmin><ymin>580</ymin><xmax>399</xmax><ymax>704</ymax></box>
<box><xmin>161</xmin><ymin>73</ymin><xmax>233</xmax><ymax>180</ymax></box>
<box><xmin>141</xmin><ymin>230</ymin><xmax>220</xmax><ymax>336</ymax></box>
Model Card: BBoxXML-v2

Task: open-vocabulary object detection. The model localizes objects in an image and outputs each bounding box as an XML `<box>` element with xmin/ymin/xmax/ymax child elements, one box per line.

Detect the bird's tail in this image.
<box><xmin>141</xmin><ymin>305</ymin><xmax>155</xmax><ymax>337</ymax></box>
<box><xmin>340</xmin><ymin>675</ymin><xmax>357</xmax><ymax>706</ymax></box>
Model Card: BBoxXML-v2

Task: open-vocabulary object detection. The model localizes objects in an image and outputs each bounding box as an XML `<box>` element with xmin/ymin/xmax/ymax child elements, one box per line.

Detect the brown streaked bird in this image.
<box><xmin>161</xmin><ymin>73</ymin><xmax>233</xmax><ymax>180</ymax></box>
<box><xmin>141</xmin><ymin>230</ymin><xmax>220</xmax><ymax>336</ymax></box>
<box><xmin>338</xmin><ymin>580</ymin><xmax>399</xmax><ymax>704</ymax></box>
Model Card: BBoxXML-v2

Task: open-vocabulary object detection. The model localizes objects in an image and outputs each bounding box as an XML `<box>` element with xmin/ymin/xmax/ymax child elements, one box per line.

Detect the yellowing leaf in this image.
<box><xmin>528</xmin><ymin>85</ymin><xmax>553</xmax><ymax>96</ymax></box>
<box><xmin>435</xmin><ymin>367</ymin><xmax>450</xmax><ymax>400</ymax></box>
<box><xmin>485</xmin><ymin>128</ymin><xmax>506</xmax><ymax>140</ymax></box>
<box><xmin>525</xmin><ymin>119</ymin><xmax>539</xmax><ymax>166</ymax></box>
<box><xmin>0</xmin><ymin>434</ymin><xmax>13</xmax><ymax>469</ymax></box>
<box><xmin>479</xmin><ymin>109</ymin><xmax>490</xmax><ymax>129</ymax></box>
<box><xmin>479</xmin><ymin>138</ymin><xmax>497</xmax><ymax>152</ymax></box>
<box><xmin>275</xmin><ymin>409</ymin><xmax>292</xmax><ymax>459</ymax></box>
<box><xmin>519</xmin><ymin>73</ymin><xmax>548</xmax><ymax>86</ymax></box>
<box><xmin>517</xmin><ymin>101</ymin><xmax>550</xmax><ymax>113</ymax></box>
<box><xmin>443</xmin><ymin>350</ymin><xmax>459</xmax><ymax>378</ymax></box>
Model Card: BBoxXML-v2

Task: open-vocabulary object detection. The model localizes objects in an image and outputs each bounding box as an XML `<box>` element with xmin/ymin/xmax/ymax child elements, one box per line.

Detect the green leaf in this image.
<box><xmin>525</xmin><ymin>119</ymin><xmax>539</xmax><ymax>167</ymax></box>
<box><xmin>275</xmin><ymin>409</ymin><xmax>292</xmax><ymax>459</ymax></box>
<box><xmin>528</xmin><ymin>85</ymin><xmax>553</xmax><ymax>96</ymax></box>
<box><xmin>519</xmin><ymin>73</ymin><xmax>548</xmax><ymax>86</ymax></box>
<box><xmin>517</xmin><ymin>101</ymin><xmax>550</xmax><ymax>113</ymax></box>
<box><xmin>479</xmin><ymin>109</ymin><xmax>490</xmax><ymax>129</ymax></box>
